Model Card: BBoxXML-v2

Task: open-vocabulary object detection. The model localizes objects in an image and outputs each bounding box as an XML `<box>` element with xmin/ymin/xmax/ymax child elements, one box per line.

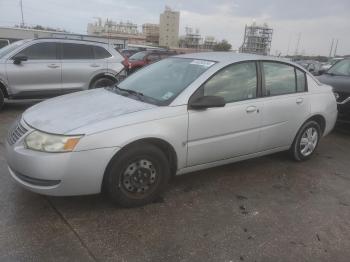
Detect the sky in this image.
<box><xmin>0</xmin><ymin>0</ymin><xmax>349</xmax><ymax>56</ymax></box>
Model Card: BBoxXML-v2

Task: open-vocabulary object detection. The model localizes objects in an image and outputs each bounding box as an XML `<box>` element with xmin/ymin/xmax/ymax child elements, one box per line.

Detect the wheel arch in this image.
<box><xmin>101</xmin><ymin>137</ymin><xmax>178</xmax><ymax>191</ymax></box>
<box><xmin>89</xmin><ymin>72</ymin><xmax>117</xmax><ymax>89</ymax></box>
<box><xmin>305</xmin><ymin>114</ymin><xmax>326</xmax><ymax>135</ymax></box>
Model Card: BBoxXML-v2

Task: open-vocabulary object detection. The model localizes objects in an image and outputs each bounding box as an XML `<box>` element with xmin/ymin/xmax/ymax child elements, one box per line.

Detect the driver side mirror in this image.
<box><xmin>13</xmin><ymin>55</ymin><xmax>28</xmax><ymax>65</ymax></box>
<box><xmin>318</xmin><ymin>69</ymin><xmax>325</xmax><ymax>75</ymax></box>
<box><xmin>189</xmin><ymin>96</ymin><xmax>226</xmax><ymax>110</ymax></box>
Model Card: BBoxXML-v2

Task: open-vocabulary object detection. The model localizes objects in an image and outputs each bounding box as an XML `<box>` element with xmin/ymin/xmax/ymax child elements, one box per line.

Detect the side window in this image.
<box><xmin>93</xmin><ymin>46</ymin><xmax>111</xmax><ymax>59</ymax></box>
<box><xmin>296</xmin><ymin>69</ymin><xmax>307</xmax><ymax>92</ymax></box>
<box><xmin>263</xmin><ymin>62</ymin><xmax>297</xmax><ymax>95</ymax></box>
<box><xmin>147</xmin><ymin>54</ymin><xmax>160</xmax><ymax>62</ymax></box>
<box><xmin>62</xmin><ymin>43</ymin><xmax>94</xmax><ymax>59</ymax></box>
<box><xmin>16</xmin><ymin>42</ymin><xmax>57</xmax><ymax>60</ymax></box>
<box><xmin>202</xmin><ymin>62</ymin><xmax>257</xmax><ymax>103</ymax></box>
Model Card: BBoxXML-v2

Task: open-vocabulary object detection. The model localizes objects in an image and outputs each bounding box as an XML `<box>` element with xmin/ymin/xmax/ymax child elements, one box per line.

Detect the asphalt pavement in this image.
<box><xmin>0</xmin><ymin>101</ymin><xmax>350</xmax><ymax>262</ymax></box>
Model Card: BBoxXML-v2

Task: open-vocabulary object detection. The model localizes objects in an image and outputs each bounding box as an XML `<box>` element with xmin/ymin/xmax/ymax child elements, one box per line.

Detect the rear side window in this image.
<box><xmin>62</xmin><ymin>43</ymin><xmax>94</xmax><ymax>59</ymax></box>
<box><xmin>94</xmin><ymin>46</ymin><xmax>111</xmax><ymax>59</ymax></box>
<box><xmin>296</xmin><ymin>69</ymin><xmax>306</xmax><ymax>92</ymax></box>
<box><xmin>203</xmin><ymin>61</ymin><xmax>257</xmax><ymax>103</ymax></box>
<box><xmin>263</xmin><ymin>62</ymin><xmax>307</xmax><ymax>95</ymax></box>
<box><xmin>16</xmin><ymin>42</ymin><xmax>57</xmax><ymax>60</ymax></box>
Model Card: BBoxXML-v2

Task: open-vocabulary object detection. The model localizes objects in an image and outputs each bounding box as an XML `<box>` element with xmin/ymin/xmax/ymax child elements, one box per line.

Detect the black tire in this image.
<box><xmin>290</xmin><ymin>120</ymin><xmax>321</xmax><ymax>161</ymax></box>
<box><xmin>90</xmin><ymin>77</ymin><xmax>116</xmax><ymax>89</ymax></box>
<box><xmin>0</xmin><ymin>89</ymin><xmax>4</xmax><ymax>111</ymax></box>
<box><xmin>105</xmin><ymin>143</ymin><xmax>171</xmax><ymax>207</ymax></box>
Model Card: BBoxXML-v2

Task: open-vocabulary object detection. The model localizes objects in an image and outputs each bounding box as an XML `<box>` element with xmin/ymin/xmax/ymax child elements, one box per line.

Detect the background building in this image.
<box><xmin>159</xmin><ymin>7</ymin><xmax>180</xmax><ymax>48</ymax></box>
<box><xmin>87</xmin><ymin>18</ymin><xmax>145</xmax><ymax>44</ymax></box>
<box><xmin>142</xmin><ymin>23</ymin><xmax>159</xmax><ymax>45</ymax></box>
<box><xmin>179</xmin><ymin>27</ymin><xmax>202</xmax><ymax>49</ymax></box>
<box><xmin>240</xmin><ymin>22</ymin><xmax>273</xmax><ymax>55</ymax></box>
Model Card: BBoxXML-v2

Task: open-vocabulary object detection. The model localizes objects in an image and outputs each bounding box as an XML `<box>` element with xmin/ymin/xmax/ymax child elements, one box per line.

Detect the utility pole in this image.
<box><xmin>329</xmin><ymin>38</ymin><xmax>334</xmax><ymax>58</ymax></box>
<box><xmin>333</xmin><ymin>39</ymin><xmax>339</xmax><ymax>57</ymax></box>
<box><xmin>19</xmin><ymin>0</ymin><xmax>25</xmax><ymax>27</ymax></box>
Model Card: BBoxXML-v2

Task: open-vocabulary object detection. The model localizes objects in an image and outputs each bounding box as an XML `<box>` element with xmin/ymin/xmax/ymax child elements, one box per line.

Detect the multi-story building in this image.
<box><xmin>239</xmin><ymin>22</ymin><xmax>273</xmax><ymax>55</ymax></box>
<box><xmin>142</xmin><ymin>23</ymin><xmax>159</xmax><ymax>45</ymax></box>
<box><xmin>159</xmin><ymin>7</ymin><xmax>180</xmax><ymax>48</ymax></box>
<box><xmin>87</xmin><ymin>18</ymin><xmax>146</xmax><ymax>45</ymax></box>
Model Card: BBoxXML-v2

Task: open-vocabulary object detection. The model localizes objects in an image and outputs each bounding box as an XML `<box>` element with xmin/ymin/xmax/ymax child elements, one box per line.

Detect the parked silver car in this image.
<box><xmin>0</xmin><ymin>38</ymin><xmax>125</xmax><ymax>109</ymax></box>
<box><xmin>5</xmin><ymin>52</ymin><xmax>337</xmax><ymax>207</ymax></box>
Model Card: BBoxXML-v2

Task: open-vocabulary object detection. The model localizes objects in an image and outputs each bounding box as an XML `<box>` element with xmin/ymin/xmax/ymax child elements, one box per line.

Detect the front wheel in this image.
<box><xmin>105</xmin><ymin>143</ymin><xmax>171</xmax><ymax>207</ymax></box>
<box><xmin>290</xmin><ymin>120</ymin><xmax>321</xmax><ymax>161</ymax></box>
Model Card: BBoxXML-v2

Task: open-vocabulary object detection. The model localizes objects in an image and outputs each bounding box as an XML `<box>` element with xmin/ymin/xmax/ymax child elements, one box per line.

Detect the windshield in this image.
<box><xmin>129</xmin><ymin>51</ymin><xmax>148</xmax><ymax>60</ymax></box>
<box><xmin>328</xmin><ymin>60</ymin><xmax>350</xmax><ymax>76</ymax></box>
<box><xmin>0</xmin><ymin>40</ymin><xmax>29</xmax><ymax>59</ymax></box>
<box><xmin>116</xmin><ymin>57</ymin><xmax>215</xmax><ymax>105</ymax></box>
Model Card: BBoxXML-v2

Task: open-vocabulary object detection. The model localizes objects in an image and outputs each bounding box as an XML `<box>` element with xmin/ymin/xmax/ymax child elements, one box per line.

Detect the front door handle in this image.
<box><xmin>47</xmin><ymin>64</ymin><xmax>60</xmax><ymax>69</ymax></box>
<box><xmin>246</xmin><ymin>106</ymin><xmax>257</xmax><ymax>113</ymax></box>
<box><xmin>296</xmin><ymin>97</ymin><xmax>304</xmax><ymax>104</ymax></box>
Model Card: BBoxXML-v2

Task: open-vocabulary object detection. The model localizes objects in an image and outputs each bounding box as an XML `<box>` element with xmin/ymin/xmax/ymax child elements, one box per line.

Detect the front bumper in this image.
<box><xmin>5</xmin><ymin>122</ymin><xmax>120</xmax><ymax>196</ymax></box>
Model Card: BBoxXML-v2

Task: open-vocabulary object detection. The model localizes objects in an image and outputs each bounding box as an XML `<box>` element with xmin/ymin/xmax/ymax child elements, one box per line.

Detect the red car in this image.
<box><xmin>123</xmin><ymin>50</ymin><xmax>176</xmax><ymax>74</ymax></box>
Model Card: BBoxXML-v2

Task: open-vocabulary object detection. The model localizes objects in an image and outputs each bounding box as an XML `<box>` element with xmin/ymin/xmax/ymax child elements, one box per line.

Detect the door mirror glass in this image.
<box><xmin>13</xmin><ymin>55</ymin><xmax>28</xmax><ymax>64</ymax></box>
<box><xmin>190</xmin><ymin>96</ymin><xmax>226</xmax><ymax>109</ymax></box>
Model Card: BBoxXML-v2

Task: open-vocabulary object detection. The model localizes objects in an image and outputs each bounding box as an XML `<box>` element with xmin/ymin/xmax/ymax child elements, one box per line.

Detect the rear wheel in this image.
<box><xmin>290</xmin><ymin>120</ymin><xmax>321</xmax><ymax>161</ymax></box>
<box><xmin>0</xmin><ymin>89</ymin><xmax>4</xmax><ymax>110</ymax></box>
<box><xmin>105</xmin><ymin>143</ymin><xmax>171</xmax><ymax>207</ymax></box>
<box><xmin>90</xmin><ymin>77</ymin><xmax>116</xmax><ymax>89</ymax></box>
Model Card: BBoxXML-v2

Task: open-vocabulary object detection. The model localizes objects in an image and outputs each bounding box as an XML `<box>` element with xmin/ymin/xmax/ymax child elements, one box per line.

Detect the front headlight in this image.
<box><xmin>25</xmin><ymin>130</ymin><xmax>82</xmax><ymax>153</ymax></box>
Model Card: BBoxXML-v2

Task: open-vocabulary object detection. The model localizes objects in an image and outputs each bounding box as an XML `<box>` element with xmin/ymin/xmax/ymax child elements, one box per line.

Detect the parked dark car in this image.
<box><xmin>296</xmin><ymin>60</ymin><xmax>322</xmax><ymax>76</ymax></box>
<box><xmin>123</xmin><ymin>50</ymin><xmax>177</xmax><ymax>74</ymax></box>
<box><xmin>317</xmin><ymin>59</ymin><xmax>350</xmax><ymax>123</ymax></box>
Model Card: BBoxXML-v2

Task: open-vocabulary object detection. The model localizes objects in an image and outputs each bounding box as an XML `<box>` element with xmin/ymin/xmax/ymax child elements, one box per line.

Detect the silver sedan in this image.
<box><xmin>5</xmin><ymin>52</ymin><xmax>338</xmax><ymax>207</ymax></box>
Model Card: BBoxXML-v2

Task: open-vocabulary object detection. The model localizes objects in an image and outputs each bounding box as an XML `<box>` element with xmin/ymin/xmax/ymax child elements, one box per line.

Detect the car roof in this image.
<box><xmin>175</xmin><ymin>52</ymin><xmax>291</xmax><ymax>63</ymax></box>
<box><xmin>29</xmin><ymin>38</ymin><xmax>111</xmax><ymax>47</ymax></box>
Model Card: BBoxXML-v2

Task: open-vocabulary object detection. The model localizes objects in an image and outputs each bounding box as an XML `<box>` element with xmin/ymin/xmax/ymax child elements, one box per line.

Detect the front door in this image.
<box><xmin>5</xmin><ymin>42</ymin><xmax>61</xmax><ymax>97</ymax></box>
<box><xmin>187</xmin><ymin>61</ymin><xmax>263</xmax><ymax>166</ymax></box>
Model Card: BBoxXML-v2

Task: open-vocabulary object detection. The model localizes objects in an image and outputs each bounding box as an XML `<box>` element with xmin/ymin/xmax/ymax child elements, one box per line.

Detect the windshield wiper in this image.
<box><xmin>114</xmin><ymin>85</ymin><xmax>145</xmax><ymax>101</ymax></box>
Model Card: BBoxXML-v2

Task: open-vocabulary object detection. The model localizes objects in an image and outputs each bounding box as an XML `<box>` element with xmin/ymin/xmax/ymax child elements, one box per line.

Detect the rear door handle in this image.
<box><xmin>296</xmin><ymin>97</ymin><xmax>304</xmax><ymax>104</ymax></box>
<box><xmin>246</xmin><ymin>106</ymin><xmax>258</xmax><ymax>113</ymax></box>
<box><xmin>90</xmin><ymin>63</ymin><xmax>101</xmax><ymax>68</ymax></box>
<box><xmin>47</xmin><ymin>64</ymin><xmax>60</xmax><ymax>69</ymax></box>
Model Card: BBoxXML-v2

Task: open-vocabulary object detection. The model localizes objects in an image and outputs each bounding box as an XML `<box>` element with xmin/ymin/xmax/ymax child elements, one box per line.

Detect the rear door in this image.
<box><xmin>5</xmin><ymin>42</ymin><xmax>61</xmax><ymax>97</ymax></box>
<box><xmin>60</xmin><ymin>43</ymin><xmax>107</xmax><ymax>92</ymax></box>
<box><xmin>187</xmin><ymin>61</ymin><xmax>263</xmax><ymax>166</ymax></box>
<box><xmin>258</xmin><ymin>61</ymin><xmax>310</xmax><ymax>151</ymax></box>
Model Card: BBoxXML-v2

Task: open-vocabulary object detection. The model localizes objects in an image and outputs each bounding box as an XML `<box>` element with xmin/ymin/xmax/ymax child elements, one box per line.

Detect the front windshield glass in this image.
<box><xmin>116</xmin><ymin>57</ymin><xmax>216</xmax><ymax>105</ymax></box>
<box><xmin>328</xmin><ymin>60</ymin><xmax>350</xmax><ymax>76</ymax></box>
<box><xmin>0</xmin><ymin>40</ymin><xmax>29</xmax><ymax>59</ymax></box>
<box><xmin>129</xmin><ymin>51</ymin><xmax>148</xmax><ymax>60</ymax></box>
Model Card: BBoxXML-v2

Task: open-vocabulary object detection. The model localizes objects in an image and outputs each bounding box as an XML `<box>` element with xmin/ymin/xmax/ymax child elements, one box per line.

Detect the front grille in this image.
<box><xmin>7</xmin><ymin>121</ymin><xmax>28</xmax><ymax>145</ymax></box>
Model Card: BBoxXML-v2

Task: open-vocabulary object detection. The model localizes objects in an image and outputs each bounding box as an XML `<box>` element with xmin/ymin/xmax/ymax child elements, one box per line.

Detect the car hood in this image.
<box><xmin>23</xmin><ymin>88</ymin><xmax>156</xmax><ymax>134</ymax></box>
<box><xmin>317</xmin><ymin>74</ymin><xmax>350</xmax><ymax>93</ymax></box>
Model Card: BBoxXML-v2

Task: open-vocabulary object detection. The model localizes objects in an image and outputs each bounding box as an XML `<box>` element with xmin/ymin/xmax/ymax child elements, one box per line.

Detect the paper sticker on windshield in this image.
<box><xmin>190</xmin><ymin>60</ymin><xmax>215</xmax><ymax>68</ymax></box>
<box><xmin>162</xmin><ymin>92</ymin><xmax>174</xmax><ymax>100</ymax></box>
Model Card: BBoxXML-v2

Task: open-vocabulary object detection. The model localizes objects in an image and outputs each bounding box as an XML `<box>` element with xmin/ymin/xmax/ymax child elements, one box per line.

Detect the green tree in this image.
<box><xmin>213</xmin><ymin>40</ymin><xmax>232</xmax><ymax>51</ymax></box>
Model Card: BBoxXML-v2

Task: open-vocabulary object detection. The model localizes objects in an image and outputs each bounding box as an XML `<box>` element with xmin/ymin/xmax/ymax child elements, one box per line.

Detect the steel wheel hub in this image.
<box><xmin>122</xmin><ymin>159</ymin><xmax>157</xmax><ymax>193</ymax></box>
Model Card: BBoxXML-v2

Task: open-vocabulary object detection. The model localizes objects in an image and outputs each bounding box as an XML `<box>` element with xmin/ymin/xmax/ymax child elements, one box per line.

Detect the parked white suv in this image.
<box><xmin>0</xmin><ymin>38</ymin><xmax>125</xmax><ymax>109</ymax></box>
